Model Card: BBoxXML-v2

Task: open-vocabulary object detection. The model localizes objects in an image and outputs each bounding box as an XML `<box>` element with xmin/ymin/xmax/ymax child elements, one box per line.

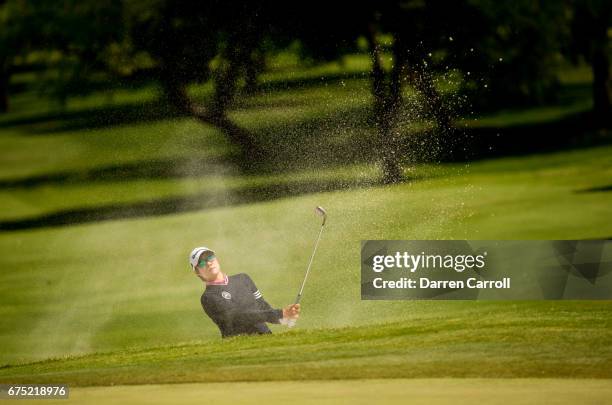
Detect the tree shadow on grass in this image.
<box><xmin>437</xmin><ymin>110</ymin><xmax>612</xmax><ymax>162</ymax></box>
<box><xmin>0</xmin><ymin>100</ymin><xmax>181</xmax><ymax>134</ymax></box>
<box><xmin>1</xmin><ymin>75</ymin><xmax>609</xmax><ymax>231</ymax></box>
<box><xmin>1</xmin><ymin>72</ymin><xmax>367</xmax><ymax>135</ymax></box>
<box><xmin>0</xmin><ymin>176</ymin><xmax>386</xmax><ymax>231</ymax></box>
<box><xmin>576</xmin><ymin>184</ymin><xmax>612</xmax><ymax>193</ymax></box>
<box><xmin>3</xmin><ymin>72</ymin><xmax>605</xmax><ymax>168</ymax></box>
<box><xmin>241</xmin><ymin>106</ymin><xmax>375</xmax><ymax>173</ymax></box>
<box><xmin>255</xmin><ymin>71</ymin><xmax>368</xmax><ymax>93</ymax></box>
<box><xmin>1</xmin><ymin>101</ymin><xmax>608</xmax><ymax>184</ymax></box>
<box><xmin>0</xmin><ymin>157</ymin><xmax>233</xmax><ymax>188</ymax></box>
<box><xmin>0</xmin><ymin>103</ymin><xmax>390</xmax><ymax>231</ymax></box>
<box><xmin>0</xmin><ymin>101</ymin><xmax>378</xmax><ymax>189</ymax></box>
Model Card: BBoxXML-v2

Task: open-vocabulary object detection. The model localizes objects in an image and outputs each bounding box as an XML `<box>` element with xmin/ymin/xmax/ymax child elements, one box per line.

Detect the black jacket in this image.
<box><xmin>201</xmin><ymin>273</ymin><xmax>283</xmax><ymax>338</ymax></box>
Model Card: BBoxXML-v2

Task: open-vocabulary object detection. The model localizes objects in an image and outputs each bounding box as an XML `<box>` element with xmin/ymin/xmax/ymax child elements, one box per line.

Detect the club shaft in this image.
<box><xmin>294</xmin><ymin>223</ymin><xmax>325</xmax><ymax>304</ymax></box>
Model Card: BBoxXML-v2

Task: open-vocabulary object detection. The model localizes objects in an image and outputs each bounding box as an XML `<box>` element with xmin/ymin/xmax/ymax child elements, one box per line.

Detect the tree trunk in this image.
<box><xmin>191</xmin><ymin>105</ymin><xmax>260</xmax><ymax>161</ymax></box>
<box><xmin>208</xmin><ymin>45</ymin><xmax>262</xmax><ymax>160</ymax></box>
<box><xmin>409</xmin><ymin>64</ymin><xmax>454</xmax><ymax>159</ymax></box>
<box><xmin>0</xmin><ymin>59</ymin><xmax>9</xmax><ymax>113</ymax></box>
<box><xmin>211</xmin><ymin>57</ymin><xmax>241</xmax><ymax>119</ymax></box>
<box><xmin>591</xmin><ymin>13</ymin><xmax>611</xmax><ymax>129</ymax></box>
<box><xmin>160</xmin><ymin>70</ymin><xmax>261</xmax><ymax>164</ymax></box>
<box><xmin>244</xmin><ymin>50</ymin><xmax>264</xmax><ymax>95</ymax></box>
<box><xmin>161</xmin><ymin>78</ymin><xmax>191</xmax><ymax>115</ymax></box>
<box><xmin>367</xmin><ymin>24</ymin><xmax>404</xmax><ymax>184</ymax></box>
<box><xmin>592</xmin><ymin>48</ymin><xmax>611</xmax><ymax>129</ymax></box>
<box><xmin>158</xmin><ymin>43</ymin><xmax>261</xmax><ymax>164</ymax></box>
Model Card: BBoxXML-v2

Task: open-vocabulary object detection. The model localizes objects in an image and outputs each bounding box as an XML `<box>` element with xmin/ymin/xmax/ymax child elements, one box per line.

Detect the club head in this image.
<box><xmin>315</xmin><ymin>206</ymin><xmax>327</xmax><ymax>225</ymax></box>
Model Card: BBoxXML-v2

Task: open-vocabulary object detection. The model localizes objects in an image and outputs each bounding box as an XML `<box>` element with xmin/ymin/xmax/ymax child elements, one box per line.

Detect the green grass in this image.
<box><xmin>1</xmin><ymin>302</ymin><xmax>611</xmax><ymax>386</ymax></box>
<box><xmin>9</xmin><ymin>379</ymin><xmax>612</xmax><ymax>405</ymax></box>
<box><xmin>0</xmin><ymin>60</ymin><xmax>610</xmax><ymax>396</ymax></box>
<box><xmin>0</xmin><ymin>75</ymin><xmax>603</xmax><ymax>223</ymax></box>
<box><xmin>0</xmin><ymin>144</ymin><xmax>611</xmax><ymax>367</ymax></box>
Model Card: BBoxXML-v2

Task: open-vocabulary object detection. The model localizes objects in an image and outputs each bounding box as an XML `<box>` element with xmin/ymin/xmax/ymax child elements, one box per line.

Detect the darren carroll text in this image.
<box><xmin>372</xmin><ymin>277</ymin><xmax>511</xmax><ymax>289</ymax></box>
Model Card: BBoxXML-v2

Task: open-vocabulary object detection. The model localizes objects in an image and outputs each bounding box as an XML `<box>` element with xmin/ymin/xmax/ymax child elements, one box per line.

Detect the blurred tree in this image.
<box><xmin>285</xmin><ymin>1</ymin><xmax>573</xmax><ymax>182</ymax></box>
<box><xmin>3</xmin><ymin>0</ymin><xmax>603</xmax><ymax>174</ymax></box>
<box><xmin>457</xmin><ymin>0</ymin><xmax>569</xmax><ymax>109</ymax></box>
<box><xmin>41</xmin><ymin>1</ymin><xmax>123</xmax><ymax>107</ymax></box>
<box><xmin>127</xmin><ymin>0</ymin><xmax>273</xmax><ymax>157</ymax></box>
<box><xmin>275</xmin><ymin>1</ymin><xmax>479</xmax><ymax>182</ymax></box>
<box><xmin>366</xmin><ymin>0</ymin><xmax>576</xmax><ymax>181</ymax></box>
<box><xmin>366</xmin><ymin>1</ymin><xmax>478</xmax><ymax>182</ymax></box>
<box><xmin>568</xmin><ymin>0</ymin><xmax>611</xmax><ymax>128</ymax></box>
<box><xmin>0</xmin><ymin>0</ymin><xmax>35</xmax><ymax>112</ymax></box>
<box><xmin>0</xmin><ymin>0</ymin><xmax>123</xmax><ymax>112</ymax></box>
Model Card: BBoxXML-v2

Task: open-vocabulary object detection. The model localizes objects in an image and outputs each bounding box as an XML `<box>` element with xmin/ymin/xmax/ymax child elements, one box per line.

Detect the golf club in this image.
<box><xmin>287</xmin><ymin>206</ymin><xmax>327</xmax><ymax>328</ymax></box>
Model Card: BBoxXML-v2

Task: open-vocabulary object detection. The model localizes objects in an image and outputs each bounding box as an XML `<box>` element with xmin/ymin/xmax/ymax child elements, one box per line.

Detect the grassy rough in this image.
<box><xmin>1</xmin><ymin>302</ymin><xmax>611</xmax><ymax>385</ymax></box>
<box><xmin>0</xmin><ymin>144</ymin><xmax>611</xmax><ymax>365</ymax></box>
<box><xmin>0</xmin><ymin>60</ymin><xmax>610</xmax><ymax>388</ymax></box>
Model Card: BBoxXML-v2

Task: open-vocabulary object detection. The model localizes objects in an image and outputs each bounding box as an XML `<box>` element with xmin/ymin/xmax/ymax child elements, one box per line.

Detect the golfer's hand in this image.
<box><xmin>282</xmin><ymin>304</ymin><xmax>300</xmax><ymax>319</ymax></box>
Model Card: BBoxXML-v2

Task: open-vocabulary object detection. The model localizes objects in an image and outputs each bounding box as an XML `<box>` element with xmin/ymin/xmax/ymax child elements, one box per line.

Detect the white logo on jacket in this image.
<box><xmin>221</xmin><ymin>291</ymin><xmax>231</xmax><ymax>300</ymax></box>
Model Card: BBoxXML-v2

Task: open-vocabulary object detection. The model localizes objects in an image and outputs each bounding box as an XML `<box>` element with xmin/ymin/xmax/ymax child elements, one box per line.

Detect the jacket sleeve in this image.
<box><xmin>202</xmin><ymin>293</ymin><xmax>282</xmax><ymax>335</ymax></box>
<box><xmin>243</xmin><ymin>274</ymin><xmax>282</xmax><ymax>324</ymax></box>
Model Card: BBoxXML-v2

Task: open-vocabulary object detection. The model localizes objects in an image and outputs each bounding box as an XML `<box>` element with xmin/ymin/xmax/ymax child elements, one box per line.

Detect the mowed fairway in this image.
<box><xmin>0</xmin><ymin>144</ymin><xmax>611</xmax><ymax>364</ymax></box>
<box><xmin>10</xmin><ymin>379</ymin><xmax>612</xmax><ymax>405</ymax></box>
<box><xmin>1</xmin><ymin>146</ymin><xmax>611</xmax><ymax>402</ymax></box>
<box><xmin>1</xmin><ymin>63</ymin><xmax>611</xmax><ymax>403</ymax></box>
<box><xmin>1</xmin><ymin>305</ymin><xmax>612</xmax><ymax>384</ymax></box>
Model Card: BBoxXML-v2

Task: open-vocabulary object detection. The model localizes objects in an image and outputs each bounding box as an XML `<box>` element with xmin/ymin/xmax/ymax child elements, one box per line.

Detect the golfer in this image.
<box><xmin>189</xmin><ymin>246</ymin><xmax>300</xmax><ymax>338</ymax></box>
